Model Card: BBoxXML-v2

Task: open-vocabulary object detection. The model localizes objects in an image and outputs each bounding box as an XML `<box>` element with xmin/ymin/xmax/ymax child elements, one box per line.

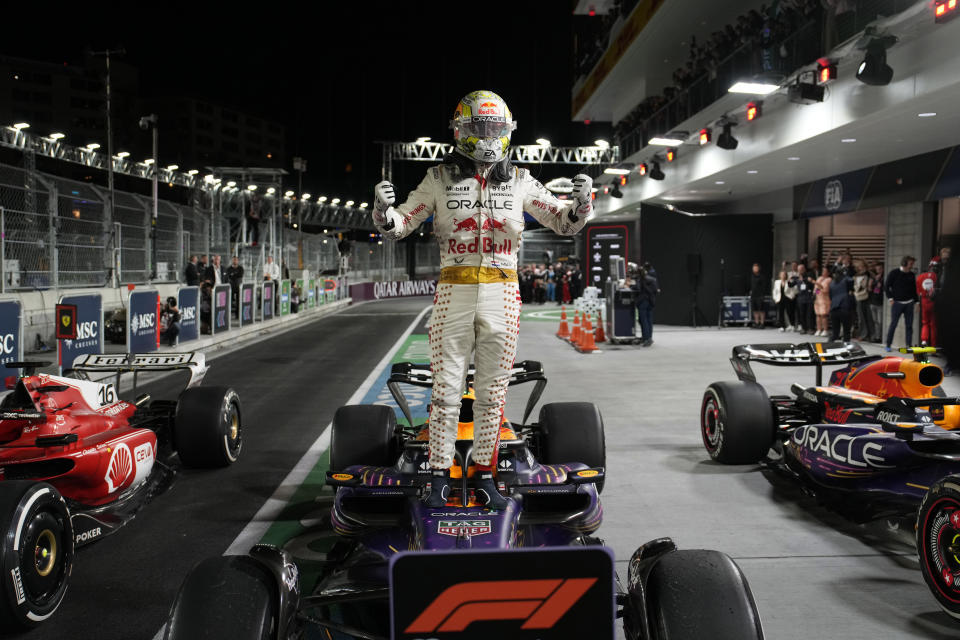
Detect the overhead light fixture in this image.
<box><xmin>302</xmin><ymin>193</ymin><xmax>311</xmax><ymax>199</ymax></box>
<box><xmin>728</xmin><ymin>81</ymin><xmax>779</xmax><ymax>95</ymax></box>
<box><xmin>666</xmin><ymin>148</ymin><xmax>676</xmax><ymax>162</ymax></box>
<box><xmin>936</xmin><ymin>0</ymin><xmax>959</xmax><ymax>22</ymax></box>
<box><xmin>86</xmin><ymin>143</ymin><xmax>100</xmax><ymax>150</ymax></box>
<box><xmin>318</xmin><ymin>196</ymin><xmax>328</xmax><ymax>202</ymax></box>
<box><xmin>648</xmin><ymin>136</ymin><xmax>685</xmax><ymax>146</ymax></box>
<box><xmin>188</xmin><ymin>169</ymin><xmax>199</xmax><ymax>176</ymax></box>
<box><xmin>345</xmin><ymin>200</ymin><xmax>355</xmax><ymax>207</ymax></box>
<box><xmin>415</xmin><ymin>136</ymin><xmax>431</xmax><ymax>143</ymax></box>
<box><xmin>715</xmin><ymin>180</ymin><xmax>726</xmax><ymax>185</ymax></box>
<box><xmin>603</xmin><ymin>167</ymin><xmax>631</xmax><ymax>175</ymax></box>
<box><xmin>49</xmin><ymin>132</ymin><xmax>65</xmax><ymax>140</ymax></box>
<box><xmin>284</xmin><ymin>190</ymin><xmax>295</xmax><ymax>197</ymax></box>
<box><xmin>266</xmin><ymin>186</ymin><xmax>275</xmax><ymax>193</ymax></box>
<box><xmin>788</xmin><ymin>81</ymin><xmax>824</xmax><ymax>104</ymax></box>
<box><xmin>787</xmin><ymin>156</ymin><xmax>800</xmax><ymax>161</ymax></box>
<box><xmin>116</xmin><ymin>151</ymin><xmax>130</xmax><ymax>158</ymax></box>
<box><xmin>918</xmin><ymin>112</ymin><xmax>937</xmax><ymax>117</ymax></box>
<box><xmin>226</xmin><ymin>180</ymin><xmax>236</xmax><ymax>187</ymax></box>
<box><xmin>331</xmin><ymin>198</ymin><xmax>341</xmax><ymax>205</ymax></box>
<box><xmin>247</xmin><ymin>184</ymin><xmax>257</xmax><ymax>191</ymax></box>
<box><xmin>747</xmin><ymin>170</ymin><xmax>758</xmax><ymax>174</ymax></box>
<box><xmin>841</xmin><ymin>138</ymin><xmax>856</xmax><ymax>143</ymax></box>
<box><xmin>536</xmin><ymin>138</ymin><xmax>551</xmax><ymax>147</ymax></box>
<box><xmin>12</xmin><ymin>122</ymin><xmax>30</xmax><ymax>130</ymax></box>
<box><xmin>746</xmin><ymin>102</ymin><xmax>762</xmax><ymax>121</ymax></box>
<box><xmin>817</xmin><ymin>60</ymin><xmax>837</xmax><ymax>83</ymax></box>
<box><xmin>144</xmin><ymin>159</ymin><xmax>156</xmax><ymax>165</ymax></box>
<box><xmin>856</xmin><ymin>36</ymin><xmax>897</xmax><ymax>86</ymax></box>
<box><xmin>360</xmin><ymin>202</ymin><xmax>368</xmax><ymax>208</ymax></box>
<box><xmin>699</xmin><ymin>128</ymin><xmax>711</xmax><ymax>145</ymax></box>
<box><xmin>638</xmin><ymin>163</ymin><xmax>648</xmax><ymax>176</ymax></box>
<box><xmin>649</xmin><ymin>162</ymin><xmax>665</xmax><ymax>181</ymax></box>
<box><xmin>594</xmin><ymin>139</ymin><xmax>610</xmax><ymax>149</ymax></box>
<box><xmin>717</xmin><ymin>123</ymin><xmax>738</xmax><ymax>150</ymax></box>
<box><xmin>166</xmin><ymin>164</ymin><xmax>179</xmax><ymax>171</ymax></box>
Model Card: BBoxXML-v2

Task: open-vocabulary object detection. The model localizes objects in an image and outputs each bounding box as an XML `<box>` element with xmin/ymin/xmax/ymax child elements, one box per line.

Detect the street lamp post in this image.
<box><xmin>90</xmin><ymin>47</ymin><xmax>125</xmax><ymax>285</ymax></box>
<box><xmin>139</xmin><ymin>114</ymin><xmax>158</xmax><ymax>279</ymax></box>
<box><xmin>293</xmin><ymin>156</ymin><xmax>306</xmax><ymax>269</ymax></box>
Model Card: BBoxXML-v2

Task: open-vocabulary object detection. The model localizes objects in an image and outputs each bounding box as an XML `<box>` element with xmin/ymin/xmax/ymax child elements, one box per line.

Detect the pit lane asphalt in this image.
<box><xmin>23</xmin><ymin>297</ymin><xmax>430</xmax><ymax>640</ymax></box>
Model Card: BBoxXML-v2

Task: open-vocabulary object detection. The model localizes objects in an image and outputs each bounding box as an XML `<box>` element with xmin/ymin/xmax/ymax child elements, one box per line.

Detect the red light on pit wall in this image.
<box><xmin>818</xmin><ymin>61</ymin><xmax>837</xmax><ymax>83</ymax></box>
<box><xmin>936</xmin><ymin>0</ymin><xmax>958</xmax><ymax>22</ymax></box>
<box><xmin>699</xmin><ymin>128</ymin><xmax>711</xmax><ymax>145</ymax></box>
<box><xmin>638</xmin><ymin>163</ymin><xmax>648</xmax><ymax>176</ymax></box>
<box><xmin>746</xmin><ymin>102</ymin><xmax>761</xmax><ymax>121</ymax></box>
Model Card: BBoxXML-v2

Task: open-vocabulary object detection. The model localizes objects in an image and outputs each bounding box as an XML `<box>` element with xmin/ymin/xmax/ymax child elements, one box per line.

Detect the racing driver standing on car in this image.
<box><xmin>371</xmin><ymin>90</ymin><xmax>592</xmax><ymax>509</ymax></box>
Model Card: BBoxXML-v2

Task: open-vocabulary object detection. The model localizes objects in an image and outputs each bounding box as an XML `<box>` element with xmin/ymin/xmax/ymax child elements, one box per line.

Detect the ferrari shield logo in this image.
<box><xmin>437</xmin><ymin>520</ymin><xmax>491</xmax><ymax>536</ymax></box>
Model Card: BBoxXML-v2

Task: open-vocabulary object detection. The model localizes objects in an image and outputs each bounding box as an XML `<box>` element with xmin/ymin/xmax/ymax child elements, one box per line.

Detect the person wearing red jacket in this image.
<box><xmin>918</xmin><ymin>257</ymin><xmax>941</xmax><ymax>346</ymax></box>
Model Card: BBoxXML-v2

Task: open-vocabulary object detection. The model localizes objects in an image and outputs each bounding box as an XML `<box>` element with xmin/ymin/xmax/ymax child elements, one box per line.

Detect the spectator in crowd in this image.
<box><xmin>561</xmin><ymin>272</ymin><xmax>572</xmax><ymax>304</ymax></box>
<box><xmin>773</xmin><ymin>271</ymin><xmax>795</xmax><ymax>332</ymax></box>
<box><xmin>633</xmin><ymin>264</ymin><xmax>659</xmax><ymax>346</ymax></box>
<box><xmin>520</xmin><ymin>267</ymin><xmax>534</xmax><ymax>303</ymax></box>
<box><xmin>792</xmin><ymin>264</ymin><xmax>814</xmax><ymax>333</ymax></box>
<box><xmin>783</xmin><ymin>263</ymin><xmax>798</xmax><ymax>329</ymax></box>
<box><xmin>282</xmin><ymin>260</ymin><xmax>291</xmax><ymax>280</ymax></box>
<box><xmin>829</xmin><ymin>267</ymin><xmax>855</xmax><ymax>342</ymax></box>
<box><xmin>868</xmin><ymin>262</ymin><xmax>885</xmax><ymax>342</ymax></box>
<box><xmin>159</xmin><ymin>296</ymin><xmax>181</xmax><ymax>347</ymax></box>
<box><xmin>226</xmin><ymin>256</ymin><xmax>244</xmax><ymax>313</ymax></box>
<box><xmin>917</xmin><ymin>256</ymin><xmax>941</xmax><ymax>347</ymax></box>
<box><xmin>198</xmin><ymin>255</ymin><xmax>209</xmax><ymax>281</ymax></box>
<box><xmin>885</xmin><ymin>255</ymin><xmax>919</xmax><ymax>351</ymax></box>
<box><xmin>290</xmin><ymin>283</ymin><xmax>301</xmax><ymax>313</ymax></box>
<box><xmin>184</xmin><ymin>255</ymin><xmax>199</xmax><ymax>286</ymax></box>
<box><xmin>570</xmin><ymin>264</ymin><xmax>584</xmax><ymax>300</ymax></box>
<box><xmin>263</xmin><ymin>255</ymin><xmax>281</xmax><ymax>281</ymax></box>
<box><xmin>814</xmin><ymin>266</ymin><xmax>832</xmax><ymax>337</ymax></box>
<box><xmin>750</xmin><ymin>263</ymin><xmax>766</xmax><ymax>328</ymax></box>
<box><xmin>546</xmin><ymin>265</ymin><xmax>556</xmax><ymax>303</ymax></box>
<box><xmin>851</xmin><ymin>260</ymin><xmax>872</xmax><ymax>340</ymax></box>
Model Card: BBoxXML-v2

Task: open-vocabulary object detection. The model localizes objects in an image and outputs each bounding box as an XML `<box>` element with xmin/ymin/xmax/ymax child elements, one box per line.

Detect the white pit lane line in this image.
<box><xmin>152</xmin><ymin>304</ymin><xmax>430</xmax><ymax>640</ymax></box>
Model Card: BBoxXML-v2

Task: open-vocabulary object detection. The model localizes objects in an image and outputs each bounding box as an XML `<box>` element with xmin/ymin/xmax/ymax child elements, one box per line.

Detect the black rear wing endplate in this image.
<box><xmin>387</xmin><ymin>361</ymin><xmax>547</xmax><ymax>427</ymax></box>
<box><xmin>731</xmin><ymin>342</ymin><xmax>877</xmax><ymax>385</ymax></box>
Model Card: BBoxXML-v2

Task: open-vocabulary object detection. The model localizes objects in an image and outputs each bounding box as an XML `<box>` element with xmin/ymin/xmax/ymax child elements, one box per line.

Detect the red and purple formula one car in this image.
<box><xmin>700</xmin><ymin>343</ymin><xmax>960</xmax><ymax>619</ymax></box>
<box><xmin>164</xmin><ymin>362</ymin><xmax>764</xmax><ymax>640</ymax></box>
<box><xmin>0</xmin><ymin>353</ymin><xmax>242</xmax><ymax>629</ymax></box>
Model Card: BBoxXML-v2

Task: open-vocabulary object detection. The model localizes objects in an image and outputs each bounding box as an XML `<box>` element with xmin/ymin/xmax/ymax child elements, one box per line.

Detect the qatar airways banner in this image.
<box><xmin>349</xmin><ymin>279</ymin><xmax>438</xmax><ymax>303</ymax></box>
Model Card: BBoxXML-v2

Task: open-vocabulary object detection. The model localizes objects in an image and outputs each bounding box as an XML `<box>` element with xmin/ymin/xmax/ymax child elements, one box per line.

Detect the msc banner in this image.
<box><xmin>262</xmin><ymin>281</ymin><xmax>275</xmax><ymax>320</ymax></box>
<box><xmin>240</xmin><ymin>283</ymin><xmax>255</xmax><ymax>326</ymax></box>
<box><xmin>349</xmin><ymin>279</ymin><xmax>437</xmax><ymax>303</ymax></box>
<box><xmin>178</xmin><ymin>286</ymin><xmax>200</xmax><ymax>343</ymax></box>
<box><xmin>0</xmin><ymin>300</ymin><xmax>22</xmax><ymax>369</ymax></box>
<box><xmin>59</xmin><ymin>293</ymin><xmax>103</xmax><ymax>372</ymax></box>
<box><xmin>280</xmin><ymin>280</ymin><xmax>291</xmax><ymax>316</ymax></box>
<box><xmin>213</xmin><ymin>284</ymin><xmax>231</xmax><ymax>334</ymax></box>
<box><xmin>128</xmin><ymin>290</ymin><xmax>158</xmax><ymax>354</ymax></box>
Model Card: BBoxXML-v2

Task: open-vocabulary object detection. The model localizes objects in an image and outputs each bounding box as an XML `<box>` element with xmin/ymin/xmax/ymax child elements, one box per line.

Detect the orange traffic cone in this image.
<box><xmin>577</xmin><ymin>314</ymin><xmax>599</xmax><ymax>353</ymax></box>
<box><xmin>594</xmin><ymin>312</ymin><xmax>606</xmax><ymax>343</ymax></box>
<box><xmin>556</xmin><ymin>306</ymin><xmax>570</xmax><ymax>339</ymax></box>
<box><xmin>570</xmin><ymin>312</ymin><xmax>581</xmax><ymax>345</ymax></box>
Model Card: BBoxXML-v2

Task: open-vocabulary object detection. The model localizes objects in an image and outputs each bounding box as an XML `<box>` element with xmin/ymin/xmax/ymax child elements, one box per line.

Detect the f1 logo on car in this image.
<box><xmin>404</xmin><ymin>578</ymin><xmax>597</xmax><ymax>634</ymax></box>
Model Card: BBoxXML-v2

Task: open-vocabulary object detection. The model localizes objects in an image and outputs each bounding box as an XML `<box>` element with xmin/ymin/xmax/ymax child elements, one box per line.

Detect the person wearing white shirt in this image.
<box><xmin>264</xmin><ymin>256</ymin><xmax>281</xmax><ymax>281</ymax></box>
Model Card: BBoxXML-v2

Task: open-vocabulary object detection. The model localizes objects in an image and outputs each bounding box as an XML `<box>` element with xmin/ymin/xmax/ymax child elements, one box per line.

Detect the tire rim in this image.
<box><xmin>21</xmin><ymin>510</ymin><xmax>66</xmax><ymax>603</ymax></box>
<box><xmin>34</xmin><ymin>529</ymin><xmax>57</xmax><ymax>577</ymax></box>
<box><xmin>701</xmin><ymin>393</ymin><xmax>723</xmax><ymax>454</ymax></box>
<box><xmin>921</xmin><ymin>496</ymin><xmax>960</xmax><ymax>603</ymax></box>
<box><xmin>223</xmin><ymin>403</ymin><xmax>242</xmax><ymax>461</ymax></box>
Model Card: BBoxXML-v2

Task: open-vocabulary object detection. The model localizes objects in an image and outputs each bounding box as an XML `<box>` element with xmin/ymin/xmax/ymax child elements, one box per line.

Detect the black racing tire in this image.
<box><xmin>645</xmin><ymin>549</ymin><xmax>764</xmax><ymax>640</ymax></box>
<box><xmin>540</xmin><ymin>402</ymin><xmax>606</xmax><ymax>493</ymax></box>
<box><xmin>917</xmin><ymin>474</ymin><xmax>960</xmax><ymax>620</ymax></box>
<box><xmin>0</xmin><ymin>481</ymin><xmax>73</xmax><ymax>630</ymax></box>
<box><xmin>701</xmin><ymin>381</ymin><xmax>774</xmax><ymax>464</ymax></box>
<box><xmin>174</xmin><ymin>387</ymin><xmax>242</xmax><ymax>468</ymax></box>
<box><xmin>330</xmin><ymin>405</ymin><xmax>396</xmax><ymax>471</ymax></box>
<box><xmin>165</xmin><ymin>555</ymin><xmax>277</xmax><ymax>640</ymax></box>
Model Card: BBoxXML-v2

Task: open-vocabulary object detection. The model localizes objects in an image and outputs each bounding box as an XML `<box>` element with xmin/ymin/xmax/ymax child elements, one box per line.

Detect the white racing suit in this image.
<box><xmin>373</xmin><ymin>163</ymin><xmax>589</xmax><ymax>469</ymax></box>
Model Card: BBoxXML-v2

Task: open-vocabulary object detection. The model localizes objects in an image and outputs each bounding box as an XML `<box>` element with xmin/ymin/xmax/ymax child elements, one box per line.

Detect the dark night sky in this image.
<box><xmin>6</xmin><ymin>3</ymin><xmax>610</xmax><ymax>203</ymax></box>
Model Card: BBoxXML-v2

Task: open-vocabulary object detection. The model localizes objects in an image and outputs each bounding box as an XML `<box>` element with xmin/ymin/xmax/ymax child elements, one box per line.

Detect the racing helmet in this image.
<box><xmin>450</xmin><ymin>90</ymin><xmax>516</xmax><ymax>163</ymax></box>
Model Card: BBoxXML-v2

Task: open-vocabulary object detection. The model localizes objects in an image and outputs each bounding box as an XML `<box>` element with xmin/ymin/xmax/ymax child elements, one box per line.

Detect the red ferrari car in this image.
<box><xmin>0</xmin><ymin>353</ymin><xmax>242</xmax><ymax>629</ymax></box>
